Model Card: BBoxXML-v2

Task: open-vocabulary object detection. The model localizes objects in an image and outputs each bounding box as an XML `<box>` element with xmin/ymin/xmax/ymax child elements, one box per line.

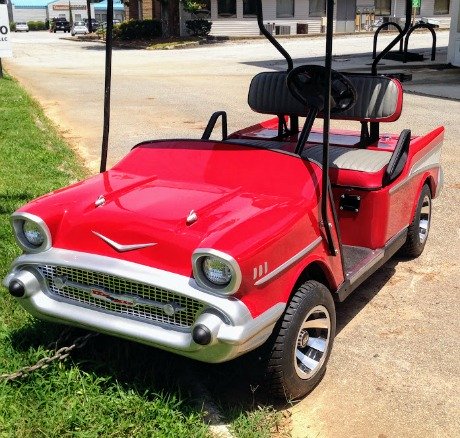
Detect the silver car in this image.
<box><xmin>15</xmin><ymin>22</ymin><xmax>29</xmax><ymax>32</ymax></box>
<box><xmin>71</xmin><ymin>21</ymin><xmax>88</xmax><ymax>36</ymax></box>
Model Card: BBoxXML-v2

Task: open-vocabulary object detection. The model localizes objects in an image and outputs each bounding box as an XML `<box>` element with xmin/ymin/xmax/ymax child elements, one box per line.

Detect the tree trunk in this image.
<box><xmin>168</xmin><ymin>0</ymin><xmax>180</xmax><ymax>37</ymax></box>
<box><xmin>161</xmin><ymin>0</ymin><xmax>181</xmax><ymax>38</ymax></box>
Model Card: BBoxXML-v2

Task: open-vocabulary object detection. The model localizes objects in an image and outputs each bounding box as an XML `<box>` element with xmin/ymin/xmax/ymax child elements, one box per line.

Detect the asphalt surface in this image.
<box><xmin>4</xmin><ymin>31</ymin><xmax>460</xmax><ymax>437</ymax></box>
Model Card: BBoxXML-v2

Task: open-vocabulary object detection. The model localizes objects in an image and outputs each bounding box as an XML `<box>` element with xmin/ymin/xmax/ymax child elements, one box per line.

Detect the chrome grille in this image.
<box><xmin>36</xmin><ymin>265</ymin><xmax>204</xmax><ymax>328</ymax></box>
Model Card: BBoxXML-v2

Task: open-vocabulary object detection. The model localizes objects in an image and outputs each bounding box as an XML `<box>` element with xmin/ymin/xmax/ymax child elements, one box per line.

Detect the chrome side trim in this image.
<box><xmin>389</xmin><ymin>143</ymin><xmax>442</xmax><ymax>194</ymax></box>
<box><xmin>255</xmin><ymin>237</ymin><xmax>323</xmax><ymax>286</ymax></box>
<box><xmin>11</xmin><ymin>212</ymin><xmax>52</xmax><ymax>254</ymax></box>
<box><xmin>435</xmin><ymin>166</ymin><xmax>444</xmax><ymax>198</ymax></box>
<box><xmin>191</xmin><ymin>248</ymin><xmax>242</xmax><ymax>295</ymax></box>
<box><xmin>92</xmin><ymin>231</ymin><xmax>157</xmax><ymax>252</ymax></box>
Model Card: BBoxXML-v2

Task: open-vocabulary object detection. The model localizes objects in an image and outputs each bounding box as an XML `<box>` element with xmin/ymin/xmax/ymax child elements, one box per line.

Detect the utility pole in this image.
<box><xmin>86</xmin><ymin>0</ymin><xmax>93</xmax><ymax>32</ymax></box>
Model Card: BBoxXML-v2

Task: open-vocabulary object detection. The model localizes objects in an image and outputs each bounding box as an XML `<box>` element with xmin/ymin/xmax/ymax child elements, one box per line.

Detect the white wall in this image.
<box><xmin>209</xmin><ymin>0</ymin><xmax>327</xmax><ymax>36</ymax></box>
<box><xmin>393</xmin><ymin>0</ymin><xmax>451</xmax><ymax>27</ymax></box>
<box><xmin>448</xmin><ymin>0</ymin><xmax>460</xmax><ymax>64</ymax></box>
<box><xmin>12</xmin><ymin>7</ymin><xmax>47</xmax><ymax>22</ymax></box>
<box><xmin>47</xmin><ymin>0</ymin><xmax>95</xmax><ymax>21</ymax></box>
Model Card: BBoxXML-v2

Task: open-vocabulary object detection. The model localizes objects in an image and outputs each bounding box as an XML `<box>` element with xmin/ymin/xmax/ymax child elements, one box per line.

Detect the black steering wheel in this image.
<box><xmin>286</xmin><ymin>65</ymin><xmax>356</xmax><ymax>113</ymax></box>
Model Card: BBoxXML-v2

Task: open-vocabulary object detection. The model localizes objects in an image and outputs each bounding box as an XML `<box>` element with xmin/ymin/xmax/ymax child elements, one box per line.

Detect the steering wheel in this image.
<box><xmin>286</xmin><ymin>65</ymin><xmax>356</xmax><ymax>113</ymax></box>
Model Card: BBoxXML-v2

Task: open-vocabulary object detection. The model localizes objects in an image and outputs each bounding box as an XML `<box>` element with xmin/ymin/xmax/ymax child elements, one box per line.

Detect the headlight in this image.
<box><xmin>192</xmin><ymin>249</ymin><xmax>242</xmax><ymax>295</ymax></box>
<box><xmin>23</xmin><ymin>220</ymin><xmax>45</xmax><ymax>246</ymax></box>
<box><xmin>11</xmin><ymin>212</ymin><xmax>52</xmax><ymax>253</ymax></box>
<box><xmin>202</xmin><ymin>256</ymin><xmax>232</xmax><ymax>286</ymax></box>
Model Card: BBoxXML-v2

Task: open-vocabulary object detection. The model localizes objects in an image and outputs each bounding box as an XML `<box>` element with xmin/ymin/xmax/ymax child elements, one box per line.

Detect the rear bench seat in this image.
<box><xmin>302</xmin><ymin>145</ymin><xmax>392</xmax><ymax>189</ymax></box>
<box><xmin>238</xmin><ymin>70</ymin><xmax>405</xmax><ymax>189</ymax></box>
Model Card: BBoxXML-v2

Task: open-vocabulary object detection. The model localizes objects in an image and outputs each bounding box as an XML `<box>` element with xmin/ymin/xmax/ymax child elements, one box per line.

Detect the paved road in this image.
<box><xmin>4</xmin><ymin>31</ymin><xmax>460</xmax><ymax>438</ymax></box>
<box><xmin>4</xmin><ymin>31</ymin><xmax>450</xmax><ymax>170</ymax></box>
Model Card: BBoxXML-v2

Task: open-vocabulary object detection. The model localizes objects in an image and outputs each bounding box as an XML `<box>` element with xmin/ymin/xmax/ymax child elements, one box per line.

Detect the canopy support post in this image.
<box><xmin>100</xmin><ymin>0</ymin><xmax>114</xmax><ymax>173</ymax></box>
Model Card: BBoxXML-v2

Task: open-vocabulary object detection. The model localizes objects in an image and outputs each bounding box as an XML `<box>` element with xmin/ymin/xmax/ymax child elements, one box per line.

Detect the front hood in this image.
<box><xmin>19</xmin><ymin>140</ymin><xmax>321</xmax><ymax>276</ymax></box>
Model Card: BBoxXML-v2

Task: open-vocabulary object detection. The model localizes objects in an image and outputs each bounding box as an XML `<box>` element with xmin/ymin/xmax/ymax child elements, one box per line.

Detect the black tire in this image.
<box><xmin>264</xmin><ymin>280</ymin><xmax>336</xmax><ymax>400</ymax></box>
<box><xmin>401</xmin><ymin>184</ymin><xmax>432</xmax><ymax>258</ymax></box>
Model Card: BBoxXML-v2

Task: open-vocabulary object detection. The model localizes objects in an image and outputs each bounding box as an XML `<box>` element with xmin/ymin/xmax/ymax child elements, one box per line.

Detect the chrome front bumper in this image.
<box><xmin>3</xmin><ymin>248</ymin><xmax>284</xmax><ymax>363</ymax></box>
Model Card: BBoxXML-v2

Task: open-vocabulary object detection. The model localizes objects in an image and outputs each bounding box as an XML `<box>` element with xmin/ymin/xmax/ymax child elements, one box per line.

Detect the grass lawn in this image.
<box><xmin>0</xmin><ymin>76</ymin><xmax>285</xmax><ymax>437</ymax></box>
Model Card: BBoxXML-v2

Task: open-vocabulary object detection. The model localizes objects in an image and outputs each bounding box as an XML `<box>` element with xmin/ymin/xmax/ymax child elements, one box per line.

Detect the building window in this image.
<box><xmin>218</xmin><ymin>0</ymin><xmax>236</xmax><ymax>17</ymax></box>
<box><xmin>309</xmin><ymin>0</ymin><xmax>326</xmax><ymax>17</ymax></box>
<box><xmin>375</xmin><ymin>0</ymin><xmax>391</xmax><ymax>15</ymax></box>
<box><xmin>434</xmin><ymin>0</ymin><xmax>449</xmax><ymax>14</ymax></box>
<box><xmin>276</xmin><ymin>0</ymin><xmax>294</xmax><ymax>18</ymax></box>
<box><xmin>243</xmin><ymin>0</ymin><xmax>257</xmax><ymax>17</ymax></box>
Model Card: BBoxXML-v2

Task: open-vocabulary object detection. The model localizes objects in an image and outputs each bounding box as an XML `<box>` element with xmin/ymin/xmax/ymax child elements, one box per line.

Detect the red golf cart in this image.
<box><xmin>3</xmin><ymin>0</ymin><xmax>443</xmax><ymax>399</ymax></box>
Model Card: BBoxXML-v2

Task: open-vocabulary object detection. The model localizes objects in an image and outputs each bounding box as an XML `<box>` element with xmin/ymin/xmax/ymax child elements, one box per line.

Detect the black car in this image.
<box><xmin>83</xmin><ymin>18</ymin><xmax>100</xmax><ymax>31</ymax></box>
<box><xmin>51</xmin><ymin>18</ymin><xmax>71</xmax><ymax>33</ymax></box>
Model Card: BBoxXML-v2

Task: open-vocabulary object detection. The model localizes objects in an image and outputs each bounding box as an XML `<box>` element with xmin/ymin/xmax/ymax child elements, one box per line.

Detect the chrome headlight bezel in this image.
<box><xmin>192</xmin><ymin>249</ymin><xmax>242</xmax><ymax>295</ymax></box>
<box><xmin>11</xmin><ymin>212</ymin><xmax>52</xmax><ymax>253</ymax></box>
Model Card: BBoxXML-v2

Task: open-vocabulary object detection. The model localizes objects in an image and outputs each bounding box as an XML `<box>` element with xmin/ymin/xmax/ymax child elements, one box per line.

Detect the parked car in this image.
<box><xmin>71</xmin><ymin>21</ymin><xmax>89</xmax><ymax>36</ymax></box>
<box><xmin>51</xmin><ymin>18</ymin><xmax>70</xmax><ymax>33</ymax></box>
<box><xmin>100</xmin><ymin>20</ymin><xmax>122</xmax><ymax>30</ymax></box>
<box><xmin>83</xmin><ymin>18</ymin><xmax>100</xmax><ymax>31</ymax></box>
<box><xmin>15</xmin><ymin>22</ymin><xmax>29</xmax><ymax>32</ymax></box>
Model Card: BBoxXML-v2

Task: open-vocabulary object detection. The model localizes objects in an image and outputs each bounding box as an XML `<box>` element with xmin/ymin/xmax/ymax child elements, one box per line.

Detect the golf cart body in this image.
<box><xmin>3</xmin><ymin>0</ymin><xmax>443</xmax><ymax>399</ymax></box>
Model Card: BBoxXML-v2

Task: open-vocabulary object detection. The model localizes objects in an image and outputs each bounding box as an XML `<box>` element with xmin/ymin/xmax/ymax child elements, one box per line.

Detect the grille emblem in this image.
<box><xmin>51</xmin><ymin>275</ymin><xmax>184</xmax><ymax>315</ymax></box>
<box><xmin>92</xmin><ymin>231</ymin><xmax>156</xmax><ymax>252</ymax></box>
<box><xmin>91</xmin><ymin>288</ymin><xmax>136</xmax><ymax>307</ymax></box>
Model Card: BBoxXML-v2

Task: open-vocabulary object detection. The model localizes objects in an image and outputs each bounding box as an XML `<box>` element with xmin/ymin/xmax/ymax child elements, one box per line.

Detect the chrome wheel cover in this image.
<box><xmin>294</xmin><ymin>305</ymin><xmax>331</xmax><ymax>380</ymax></box>
<box><xmin>419</xmin><ymin>194</ymin><xmax>431</xmax><ymax>244</ymax></box>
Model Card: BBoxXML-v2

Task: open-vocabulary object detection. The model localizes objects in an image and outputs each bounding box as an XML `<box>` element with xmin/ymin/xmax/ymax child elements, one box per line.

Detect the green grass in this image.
<box><xmin>0</xmin><ymin>75</ymin><xmax>283</xmax><ymax>437</ymax></box>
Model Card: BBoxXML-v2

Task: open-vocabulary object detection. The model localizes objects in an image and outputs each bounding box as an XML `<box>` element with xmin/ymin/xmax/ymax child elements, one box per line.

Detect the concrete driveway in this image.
<box><xmin>4</xmin><ymin>31</ymin><xmax>460</xmax><ymax>437</ymax></box>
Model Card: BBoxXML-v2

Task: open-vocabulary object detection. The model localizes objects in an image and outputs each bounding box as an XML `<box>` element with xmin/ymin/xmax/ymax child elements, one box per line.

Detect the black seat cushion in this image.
<box><xmin>248</xmin><ymin>71</ymin><xmax>403</xmax><ymax>122</ymax></box>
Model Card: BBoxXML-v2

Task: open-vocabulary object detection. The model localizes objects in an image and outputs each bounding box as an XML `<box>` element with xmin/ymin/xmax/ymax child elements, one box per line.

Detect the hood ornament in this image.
<box><xmin>186</xmin><ymin>210</ymin><xmax>198</xmax><ymax>225</ymax></box>
<box><xmin>92</xmin><ymin>231</ymin><xmax>156</xmax><ymax>252</ymax></box>
<box><xmin>95</xmin><ymin>195</ymin><xmax>106</xmax><ymax>207</ymax></box>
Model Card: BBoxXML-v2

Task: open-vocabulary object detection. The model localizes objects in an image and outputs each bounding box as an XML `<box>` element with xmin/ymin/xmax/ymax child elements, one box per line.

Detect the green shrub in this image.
<box><xmin>27</xmin><ymin>21</ymin><xmax>46</xmax><ymax>31</ymax></box>
<box><xmin>10</xmin><ymin>22</ymin><xmax>16</xmax><ymax>31</ymax></box>
<box><xmin>113</xmin><ymin>19</ymin><xmax>162</xmax><ymax>40</ymax></box>
<box><xmin>185</xmin><ymin>19</ymin><xmax>212</xmax><ymax>37</ymax></box>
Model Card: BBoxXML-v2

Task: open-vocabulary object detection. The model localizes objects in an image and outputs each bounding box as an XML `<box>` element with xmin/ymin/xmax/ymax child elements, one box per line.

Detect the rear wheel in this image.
<box><xmin>401</xmin><ymin>184</ymin><xmax>432</xmax><ymax>258</ymax></box>
<box><xmin>264</xmin><ymin>280</ymin><xmax>336</xmax><ymax>400</ymax></box>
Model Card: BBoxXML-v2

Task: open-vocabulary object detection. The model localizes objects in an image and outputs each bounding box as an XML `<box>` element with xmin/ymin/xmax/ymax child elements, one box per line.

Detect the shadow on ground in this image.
<box><xmin>241</xmin><ymin>45</ymin><xmax>448</xmax><ymax>72</ymax></box>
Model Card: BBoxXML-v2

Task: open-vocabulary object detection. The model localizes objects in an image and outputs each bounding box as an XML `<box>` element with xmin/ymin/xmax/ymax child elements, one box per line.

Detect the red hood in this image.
<box><xmin>19</xmin><ymin>140</ymin><xmax>321</xmax><ymax>276</ymax></box>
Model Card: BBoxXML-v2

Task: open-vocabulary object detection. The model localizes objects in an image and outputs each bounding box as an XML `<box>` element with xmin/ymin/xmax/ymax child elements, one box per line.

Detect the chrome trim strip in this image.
<box><xmin>389</xmin><ymin>143</ymin><xmax>442</xmax><ymax>194</ymax></box>
<box><xmin>191</xmin><ymin>248</ymin><xmax>242</xmax><ymax>295</ymax></box>
<box><xmin>11</xmin><ymin>212</ymin><xmax>52</xmax><ymax>254</ymax></box>
<box><xmin>92</xmin><ymin>231</ymin><xmax>157</xmax><ymax>252</ymax></box>
<box><xmin>435</xmin><ymin>166</ymin><xmax>444</xmax><ymax>198</ymax></box>
<box><xmin>254</xmin><ymin>237</ymin><xmax>323</xmax><ymax>286</ymax></box>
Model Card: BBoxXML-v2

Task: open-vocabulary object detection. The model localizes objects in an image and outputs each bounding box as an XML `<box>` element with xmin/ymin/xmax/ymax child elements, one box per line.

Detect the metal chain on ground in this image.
<box><xmin>0</xmin><ymin>332</ymin><xmax>98</xmax><ymax>382</ymax></box>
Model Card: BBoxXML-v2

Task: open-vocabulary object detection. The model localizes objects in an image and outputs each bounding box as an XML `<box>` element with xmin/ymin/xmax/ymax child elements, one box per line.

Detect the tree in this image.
<box><xmin>159</xmin><ymin>0</ymin><xmax>180</xmax><ymax>38</ymax></box>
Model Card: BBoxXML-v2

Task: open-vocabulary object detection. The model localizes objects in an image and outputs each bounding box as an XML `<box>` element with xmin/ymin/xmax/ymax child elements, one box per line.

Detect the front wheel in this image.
<box><xmin>401</xmin><ymin>183</ymin><xmax>432</xmax><ymax>258</ymax></box>
<box><xmin>264</xmin><ymin>280</ymin><xmax>336</xmax><ymax>400</ymax></box>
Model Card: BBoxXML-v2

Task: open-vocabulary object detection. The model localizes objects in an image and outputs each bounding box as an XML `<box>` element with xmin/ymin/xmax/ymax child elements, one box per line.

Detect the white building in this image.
<box><xmin>199</xmin><ymin>0</ymin><xmax>451</xmax><ymax>36</ymax></box>
<box><xmin>448</xmin><ymin>0</ymin><xmax>459</xmax><ymax>64</ymax></box>
<box><xmin>93</xmin><ymin>0</ymin><xmax>125</xmax><ymax>23</ymax></box>
<box><xmin>10</xmin><ymin>0</ymin><xmax>95</xmax><ymax>24</ymax></box>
